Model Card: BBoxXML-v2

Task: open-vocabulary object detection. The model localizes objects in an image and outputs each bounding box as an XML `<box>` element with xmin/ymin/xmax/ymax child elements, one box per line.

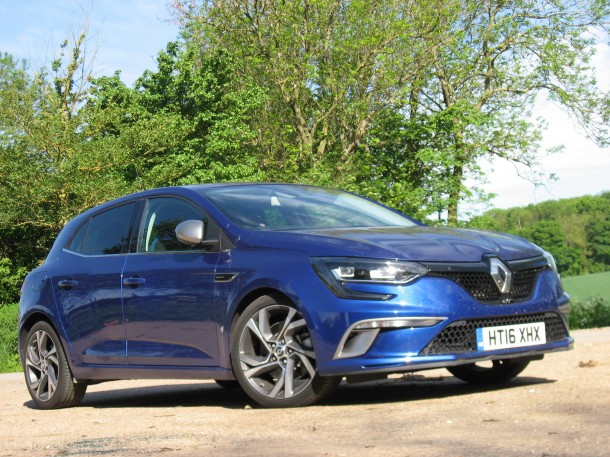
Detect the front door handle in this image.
<box><xmin>123</xmin><ymin>277</ymin><xmax>146</xmax><ymax>288</ymax></box>
<box><xmin>57</xmin><ymin>279</ymin><xmax>79</xmax><ymax>289</ymax></box>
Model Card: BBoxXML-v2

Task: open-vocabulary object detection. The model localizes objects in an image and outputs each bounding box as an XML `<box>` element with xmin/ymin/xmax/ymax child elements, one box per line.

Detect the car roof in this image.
<box><xmin>72</xmin><ymin>183</ymin><xmax>316</xmax><ymax>221</ymax></box>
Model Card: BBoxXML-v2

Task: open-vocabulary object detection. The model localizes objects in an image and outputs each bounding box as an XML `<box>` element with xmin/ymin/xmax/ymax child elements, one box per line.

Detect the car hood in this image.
<box><xmin>250</xmin><ymin>226</ymin><xmax>542</xmax><ymax>263</ymax></box>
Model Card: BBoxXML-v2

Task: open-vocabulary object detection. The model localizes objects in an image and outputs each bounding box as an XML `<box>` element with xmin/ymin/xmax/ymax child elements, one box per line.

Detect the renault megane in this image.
<box><xmin>19</xmin><ymin>183</ymin><xmax>572</xmax><ymax>408</ymax></box>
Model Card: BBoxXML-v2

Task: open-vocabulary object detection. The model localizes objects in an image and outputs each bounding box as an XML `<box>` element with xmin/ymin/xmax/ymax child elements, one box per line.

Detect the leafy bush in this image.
<box><xmin>0</xmin><ymin>258</ymin><xmax>26</xmax><ymax>305</ymax></box>
<box><xmin>569</xmin><ymin>296</ymin><xmax>610</xmax><ymax>330</ymax></box>
<box><xmin>0</xmin><ymin>303</ymin><xmax>20</xmax><ymax>373</ymax></box>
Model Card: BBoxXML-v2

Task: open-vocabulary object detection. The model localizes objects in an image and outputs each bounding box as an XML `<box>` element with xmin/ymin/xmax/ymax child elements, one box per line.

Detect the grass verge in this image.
<box><xmin>0</xmin><ymin>304</ymin><xmax>20</xmax><ymax>373</ymax></box>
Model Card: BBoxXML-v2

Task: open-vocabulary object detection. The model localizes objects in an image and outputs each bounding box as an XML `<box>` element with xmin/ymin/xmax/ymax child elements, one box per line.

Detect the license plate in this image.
<box><xmin>476</xmin><ymin>322</ymin><xmax>546</xmax><ymax>351</ymax></box>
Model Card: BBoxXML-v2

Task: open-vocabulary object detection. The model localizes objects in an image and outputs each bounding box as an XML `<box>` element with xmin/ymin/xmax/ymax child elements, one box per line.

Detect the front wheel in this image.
<box><xmin>230</xmin><ymin>295</ymin><xmax>340</xmax><ymax>407</ymax></box>
<box><xmin>23</xmin><ymin>321</ymin><xmax>87</xmax><ymax>409</ymax></box>
<box><xmin>447</xmin><ymin>359</ymin><xmax>530</xmax><ymax>385</ymax></box>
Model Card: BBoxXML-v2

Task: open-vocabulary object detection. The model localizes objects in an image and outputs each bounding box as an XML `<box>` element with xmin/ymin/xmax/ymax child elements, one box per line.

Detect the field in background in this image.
<box><xmin>562</xmin><ymin>271</ymin><xmax>610</xmax><ymax>302</ymax></box>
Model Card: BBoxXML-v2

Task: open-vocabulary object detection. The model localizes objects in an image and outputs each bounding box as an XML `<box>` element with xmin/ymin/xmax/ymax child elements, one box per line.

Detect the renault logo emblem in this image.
<box><xmin>489</xmin><ymin>258</ymin><xmax>512</xmax><ymax>294</ymax></box>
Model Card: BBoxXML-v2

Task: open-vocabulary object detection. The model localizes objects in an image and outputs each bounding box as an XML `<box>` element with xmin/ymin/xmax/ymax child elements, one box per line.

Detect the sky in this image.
<box><xmin>471</xmin><ymin>31</ymin><xmax>610</xmax><ymax>211</ymax></box>
<box><xmin>1</xmin><ymin>0</ymin><xmax>609</xmax><ymax>213</ymax></box>
<box><xmin>0</xmin><ymin>0</ymin><xmax>178</xmax><ymax>85</ymax></box>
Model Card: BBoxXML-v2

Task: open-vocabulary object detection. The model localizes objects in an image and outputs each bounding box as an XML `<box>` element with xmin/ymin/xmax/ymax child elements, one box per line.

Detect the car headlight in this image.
<box><xmin>542</xmin><ymin>250</ymin><xmax>559</xmax><ymax>274</ymax></box>
<box><xmin>312</xmin><ymin>257</ymin><xmax>428</xmax><ymax>300</ymax></box>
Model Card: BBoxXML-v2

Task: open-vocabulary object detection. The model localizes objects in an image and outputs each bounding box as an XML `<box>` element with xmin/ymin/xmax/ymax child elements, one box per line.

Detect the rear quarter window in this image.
<box><xmin>66</xmin><ymin>220</ymin><xmax>89</xmax><ymax>253</ymax></box>
<box><xmin>69</xmin><ymin>203</ymin><xmax>136</xmax><ymax>256</ymax></box>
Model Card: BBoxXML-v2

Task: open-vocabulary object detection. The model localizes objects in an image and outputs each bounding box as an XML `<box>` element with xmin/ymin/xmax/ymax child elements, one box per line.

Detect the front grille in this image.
<box><xmin>429</xmin><ymin>266</ymin><xmax>546</xmax><ymax>304</ymax></box>
<box><xmin>420</xmin><ymin>312</ymin><xmax>568</xmax><ymax>355</ymax></box>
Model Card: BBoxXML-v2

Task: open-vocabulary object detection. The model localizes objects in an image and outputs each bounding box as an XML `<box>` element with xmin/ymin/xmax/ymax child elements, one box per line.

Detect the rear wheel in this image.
<box><xmin>230</xmin><ymin>295</ymin><xmax>340</xmax><ymax>407</ymax></box>
<box><xmin>447</xmin><ymin>359</ymin><xmax>530</xmax><ymax>385</ymax></box>
<box><xmin>23</xmin><ymin>321</ymin><xmax>87</xmax><ymax>409</ymax></box>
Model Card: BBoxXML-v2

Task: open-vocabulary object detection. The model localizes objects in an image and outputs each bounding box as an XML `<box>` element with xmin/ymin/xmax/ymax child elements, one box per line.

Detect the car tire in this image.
<box><xmin>447</xmin><ymin>359</ymin><xmax>530</xmax><ymax>385</ymax></box>
<box><xmin>23</xmin><ymin>321</ymin><xmax>87</xmax><ymax>409</ymax></box>
<box><xmin>230</xmin><ymin>295</ymin><xmax>341</xmax><ymax>407</ymax></box>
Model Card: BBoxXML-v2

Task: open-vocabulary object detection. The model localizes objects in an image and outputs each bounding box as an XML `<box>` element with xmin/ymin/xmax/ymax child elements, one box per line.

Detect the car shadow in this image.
<box><xmin>23</xmin><ymin>374</ymin><xmax>555</xmax><ymax>410</ymax></box>
<box><xmin>76</xmin><ymin>382</ymin><xmax>250</xmax><ymax>410</ymax></box>
<box><xmin>321</xmin><ymin>374</ymin><xmax>555</xmax><ymax>407</ymax></box>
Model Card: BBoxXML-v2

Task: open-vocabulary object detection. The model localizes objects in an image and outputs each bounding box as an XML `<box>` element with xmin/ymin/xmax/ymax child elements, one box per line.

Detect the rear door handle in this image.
<box><xmin>123</xmin><ymin>277</ymin><xmax>146</xmax><ymax>288</ymax></box>
<box><xmin>57</xmin><ymin>279</ymin><xmax>79</xmax><ymax>289</ymax></box>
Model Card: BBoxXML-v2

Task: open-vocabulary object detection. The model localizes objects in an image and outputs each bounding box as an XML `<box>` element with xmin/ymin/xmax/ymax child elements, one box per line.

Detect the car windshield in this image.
<box><xmin>200</xmin><ymin>184</ymin><xmax>417</xmax><ymax>231</ymax></box>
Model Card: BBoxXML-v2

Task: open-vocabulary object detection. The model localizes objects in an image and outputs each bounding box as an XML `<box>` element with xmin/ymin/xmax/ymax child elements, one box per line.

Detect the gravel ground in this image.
<box><xmin>1</xmin><ymin>327</ymin><xmax>608</xmax><ymax>457</ymax></box>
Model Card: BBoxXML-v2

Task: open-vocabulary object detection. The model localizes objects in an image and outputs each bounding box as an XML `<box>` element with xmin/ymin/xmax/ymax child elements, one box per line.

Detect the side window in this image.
<box><xmin>138</xmin><ymin>197</ymin><xmax>219</xmax><ymax>253</ymax></box>
<box><xmin>80</xmin><ymin>203</ymin><xmax>136</xmax><ymax>256</ymax></box>
<box><xmin>66</xmin><ymin>220</ymin><xmax>89</xmax><ymax>253</ymax></box>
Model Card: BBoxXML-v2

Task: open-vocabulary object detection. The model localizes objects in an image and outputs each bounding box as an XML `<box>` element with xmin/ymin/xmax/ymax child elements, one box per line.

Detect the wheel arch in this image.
<box><xmin>229</xmin><ymin>287</ymin><xmax>295</xmax><ymax>329</ymax></box>
<box><xmin>19</xmin><ymin>311</ymin><xmax>69</xmax><ymax>368</ymax></box>
<box><xmin>218</xmin><ymin>287</ymin><xmax>297</xmax><ymax>370</ymax></box>
<box><xmin>19</xmin><ymin>312</ymin><xmax>53</xmax><ymax>349</ymax></box>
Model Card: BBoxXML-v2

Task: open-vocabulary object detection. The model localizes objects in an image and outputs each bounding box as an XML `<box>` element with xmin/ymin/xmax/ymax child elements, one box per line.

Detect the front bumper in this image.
<box><xmin>308</xmin><ymin>269</ymin><xmax>572</xmax><ymax>377</ymax></box>
<box><xmin>319</xmin><ymin>323</ymin><xmax>573</xmax><ymax>376</ymax></box>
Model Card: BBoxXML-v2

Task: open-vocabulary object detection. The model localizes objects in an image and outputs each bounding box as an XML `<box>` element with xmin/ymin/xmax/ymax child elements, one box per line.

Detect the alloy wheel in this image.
<box><xmin>25</xmin><ymin>329</ymin><xmax>60</xmax><ymax>402</ymax></box>
<box><xmin>237</xmin><ymin>304</ymin><xmax>317</xmax><ymax>400</ymax></box>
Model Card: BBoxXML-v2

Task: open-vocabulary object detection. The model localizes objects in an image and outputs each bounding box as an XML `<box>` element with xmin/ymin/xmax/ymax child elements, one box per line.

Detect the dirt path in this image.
<box><xmin>1</xmin><ymin>327</ymin><xmax>609</xmax><ymax>457</ymax></box>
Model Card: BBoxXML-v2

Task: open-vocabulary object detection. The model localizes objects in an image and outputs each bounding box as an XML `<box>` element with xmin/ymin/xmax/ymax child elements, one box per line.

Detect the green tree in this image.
<box><xmin>411</xmin><ymin>0</ymin><xmax>610</xmax><ymax>224</ymax></box>
<box><xmin>88</xmin><ymin>42</ymin><xmax>266</xmax><ymax>187</ymax></box>
<box><xmin>172</xmin><ymin>0</ymin><xmax>610</xmax><ymax>223</ymax></box>
<box><xmin>468</xmin><ymin>193</ymin><xmax>610</xmax><ymax>275</ymax></box>
<box><xmin>521</xmin><ymin>220</ymin><xmax>581</xmax><ymax>275</ymax></box>
<box><xmin>0</xmin><ymin>32</ymin><xmax>134</xmax><ymax>235</ymax></box>
<box><xmin>0</xmin><ymin>30</ymin><xmax>264</xmax><ymax>292</ymax></box>
<box><xmin>587</xmin><ymin>217</ymin><xmax>610</xmax><ymax>267</ymax></box>
<box><xmin>171</xmin><ymin>0</ymin><xmax>451</xmax><ymax>187</ymax></box>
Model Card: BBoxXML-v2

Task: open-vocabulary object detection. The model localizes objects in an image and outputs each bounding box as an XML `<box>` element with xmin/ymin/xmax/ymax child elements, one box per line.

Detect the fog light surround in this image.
<box><xmin>334</xmin><ymin>317</ymin><xmax>447</xmax><ymax>359</ymax></box>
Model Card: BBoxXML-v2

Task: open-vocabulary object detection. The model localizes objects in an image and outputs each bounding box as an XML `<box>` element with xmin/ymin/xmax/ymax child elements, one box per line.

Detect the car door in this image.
<box><xmin>51</xmin><ymin>202</ymin><xmax>138</xmax><ymax>365</ymax></box>
<box><xmin>122</xmin><ymin>196</ymin><xmax>221</xmax><ymax>366</ymax></box>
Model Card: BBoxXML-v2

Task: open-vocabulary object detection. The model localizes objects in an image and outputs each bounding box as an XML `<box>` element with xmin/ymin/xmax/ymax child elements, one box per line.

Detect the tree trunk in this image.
<box><xmin>447</xmin><ymin>163</ymin><xmax>462</xmax><ymax>226</ymax></box>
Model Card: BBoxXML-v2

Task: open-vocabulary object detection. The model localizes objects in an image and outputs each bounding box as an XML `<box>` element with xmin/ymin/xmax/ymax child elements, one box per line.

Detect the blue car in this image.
<box><xmin>19</xmin><ymin>183</ymin><xmax>572</xmax><ymax>408</ymax></box>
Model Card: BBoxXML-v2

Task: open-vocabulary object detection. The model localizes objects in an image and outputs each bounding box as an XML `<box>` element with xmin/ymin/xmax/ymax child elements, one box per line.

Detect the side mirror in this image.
<box><xmin>175</xmin><ymin>220</ymin><xmax>219</xmax><ymax>250</ymax></box>
<box><xmin>175</xmin><ymin>220</ymin><xmax>204</xmax><ymax>246</ymax></box>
